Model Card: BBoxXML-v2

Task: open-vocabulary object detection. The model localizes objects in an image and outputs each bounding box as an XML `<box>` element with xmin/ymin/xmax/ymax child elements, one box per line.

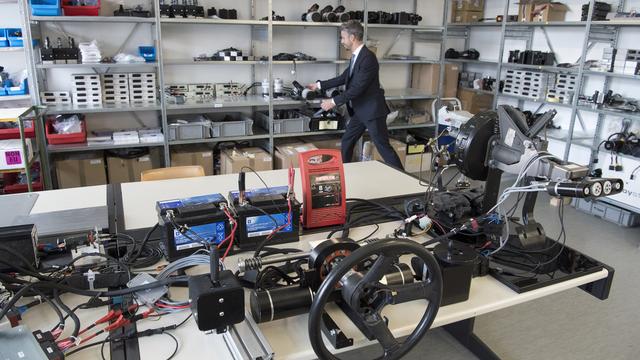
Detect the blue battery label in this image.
<box><xmin>158</xmin><ymin>194</ymin><xmax>226</xmax><ymax>211</ymax></box>
<box><xmin>174</xmin><ymin>221</ymin><xmax>226</xmax><ymax>251</ymax></box>
<box><xmin>245</xmin><ymin>212</ymin><xmax>292</xmax><ymax>238</ymax></box>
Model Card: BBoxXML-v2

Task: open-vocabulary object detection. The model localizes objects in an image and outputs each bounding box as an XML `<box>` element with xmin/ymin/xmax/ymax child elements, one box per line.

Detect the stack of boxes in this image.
<box><xmin>129</xmin><ymin>73</ymin><xmax>157</xmax><ymax>103</ymax></box>
<box><xmin>42</xmin><ymin>72</ymin><xmax>157</xmax><ymax>106</ymax></box>
<box><xmin>102</xmin><ymin>73</ymin><xmax>129</xmax><ymax>104</ymax></box>
<box><xmin>546</xmin><ymin>73</ymin><xmax>578</xmax><ymax>104</ymax></box>
<box><xmin>502</xmin><ymin>69</ymin><xmax>548</xmax><ymax>100</ymax></box>
<box><xmin>451</xmin><ymin>0</ymin><xmax>484</xmax><ymax>23</ymax></box>
<box><xmin>72</xmin><ymin>74</ymin><xmax>102</xmax><ymax>105</ymax></box>
<box><xmin>601</xmin><ymin>47</ymin><xmax>640</xmax><ymax>75</ymax></box>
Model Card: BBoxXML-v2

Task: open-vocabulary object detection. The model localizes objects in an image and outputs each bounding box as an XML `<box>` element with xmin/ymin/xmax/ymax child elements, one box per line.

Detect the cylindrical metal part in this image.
<box><xmin>381</xmin><ymin>263</ymin><xmax>414</xmax><ymax>286</ymax></box>
<box><xmin>546</xmin><ymin>181</ymin><xmax>591</xmax><ymax>198</ymax></box>
<box><xmin>250</xmin><ymin>285</ymin><xmax>314</xmax><ymax>323</ymax></box>
<box><xmin>238</xmin><ymin>252</ymin><xmax>310</xmax><ymax>273</ymax></box>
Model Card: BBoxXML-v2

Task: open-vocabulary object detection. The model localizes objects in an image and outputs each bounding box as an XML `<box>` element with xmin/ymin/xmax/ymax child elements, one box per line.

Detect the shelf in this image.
<box><xmin>577</xmin><ymin>105</ymin><xmax>640</xmax><ymax>121</ymax></box>
<box><xmin>446</xmin><ymin>59</ymin><xmax>499</xmax><ymax>66</ymax></box>
<box><xmin>48</xmin><ymin>141</ymin><xmax>165</xmax><ymax>153</ymax></box>
<box><xmin>161</xmin><ymin>18</ymin><xmax>267</xmax><ymax>26</ymax></box>
<box><xmin>0</xmin><ymin>95</ymin><xmax>31</xmax><ymax>102</ymax></box>
<box><xmin>379</xmin><ymin>58</ymin><xmax>439</xmax><ymax>64</ymax></box>
<box><xmin>591</xmin><ymin>20</ymin><xmax>640</xmax><ymax>27</ymax></box>
<box><xmin>506</xmin><ymin>21</ymin><xmax>587</xmax><ymax>27</ymax></box>
<box><xmin>31</xmin><ymin>16</ymin><xmax>156</xmax><ymax>23</ymax></box>
<box><xmin>501</xmin><ymin>63</ymin><xmax>578</xmax><ymax>73</ymax></box>
<box><xmin>385</xmin><ymin>89</ymin><xmax>437</xmax><ymax>101</ymax></box>
<box><xmin>273</xmin><ymin>21</ymin><xmax>341</xmax><ymax>28</ymax></box>
<box><xmin>164</xmin><ymin>59</ymin><xmax>262</xmax><ymax>66</ymax></box>
<box><xmin>46</xmin><ymin>102</ymin><xmax>161</xmax><ymax>115</ymax></box>
<box><xmin>273</xmin><ymin>59</ymin><xmax>347</xmax><ymax>65</ymax></box>
<box><xmin>498</xmin><ymin>93</ymin><xmax>573</xmax><ymax>108</ymax></box>
<box><xmin>169</xmin><ymin>129</ymin><xmax>270</xmax><ymax>145</ymax></box>
<box><xmin>273</xmin><ymin>130</ymin><xmax>345</xmax><ymax>139</ymax></box>
<box><xmin>0</xmin><ymin>47</ymin><xmax>24</xmax><ymax>52</ymax></box>
<box><xmin>166</xmin><ymin>96</ymin><xmax>270</xmax><ymax>110</ymax></box>
<box><xmin>36</xmin><ymin>62</ymin><xmax>158</xmax><ymax>69</ymax></box>
<box><xmin>367</xmin><ymin>24</ymin><xmax>443</xmax><ymax>31</ymax></box>
<box><xmin>447</xmin><ymin>22</ymin><xmax>502</xmax><ymax>27</ymax></box>
<box><xmin>582</xmin><ymin>69</ymin><xmax>640</xmax><ymax>80</ymax></box>
<box><xmin>544</xmin><ymin>129</ymin><xmax>593</xmax><ymax>146</ymax></box>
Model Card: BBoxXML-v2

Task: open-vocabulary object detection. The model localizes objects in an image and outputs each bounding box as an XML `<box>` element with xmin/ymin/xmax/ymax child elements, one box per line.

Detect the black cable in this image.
<box><xmin>53</xmin><ymin>288</ymin><xmax>80</xmax><ymax>338</ymax></box>
<box><xmin>128</xmin><ymin>223</ymin><xmax>159</xmax><ymax>264</ymax></box>
<box><xmin>0</xmin><ymin>276</ymin><xmax>189</xmax><ymax>321</ymax></box>
<box><xmin>29</xmin><ymin>288</ymin><xmax>64</xmax><ymax>330</ymax></box>
<box><xmin>357</xmin><ymin>224</ymin><xmax>380</xmax><ymax>242</ymax></box>
<box><xmin>164</xmin><ymin>332</ymin><xmax>180</xmax><ymax>360</ymax></box>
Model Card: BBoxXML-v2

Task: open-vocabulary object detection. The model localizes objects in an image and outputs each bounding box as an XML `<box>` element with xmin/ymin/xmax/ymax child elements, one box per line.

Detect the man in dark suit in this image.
<box><xmin>307</xmin><ymin>20</ymin><xmax>403</xmax><ymax>169</ymax></box>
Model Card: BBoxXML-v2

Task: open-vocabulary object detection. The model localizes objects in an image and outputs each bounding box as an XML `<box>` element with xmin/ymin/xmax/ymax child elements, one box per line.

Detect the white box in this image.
<box><xmin>112</xmin><ymin>130</ymin><xmax>140</xmax><ymax>144</ymax></box>
<box><xmin>0</xmin><ymin>139</ymin><xmax>33</xmax><ymax>171</ymax></box>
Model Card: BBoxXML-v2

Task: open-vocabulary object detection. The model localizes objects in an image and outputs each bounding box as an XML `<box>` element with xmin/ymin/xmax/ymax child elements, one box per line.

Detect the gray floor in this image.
<box><xmin>343</xmin><ymin>194</ymin><xmax>640</xmax><ymax>360</ymax></box>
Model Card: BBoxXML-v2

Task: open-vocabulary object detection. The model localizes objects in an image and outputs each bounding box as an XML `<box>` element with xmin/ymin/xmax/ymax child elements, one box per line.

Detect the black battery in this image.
<box><xmin>156</xmin><ymin>194</ymin><xmax>231</xmax><ymax>261</ymax></box>
<box><xmin>229</xmin><ymin>186</ymin><xmax>301</xmax><ymax>250</ymax></box>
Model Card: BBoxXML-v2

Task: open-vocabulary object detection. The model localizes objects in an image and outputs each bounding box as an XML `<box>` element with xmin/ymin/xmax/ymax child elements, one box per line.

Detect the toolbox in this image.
<box><xmin>62</xmin><ymin>0</ymin><xmax>100</xmax><ymax>16</ymax></box>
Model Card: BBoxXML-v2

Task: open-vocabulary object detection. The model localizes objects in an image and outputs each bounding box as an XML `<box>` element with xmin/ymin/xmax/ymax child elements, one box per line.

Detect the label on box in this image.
<box><xmin>139</xmin><ymin>155</ymin><xmax>151</xmax><ymax>162</ymax></box>
<box><xmin>246</xmin><ymin>212</ymin><xmax>292</xmax><ymax>238</ymax></box>
<box><xmin>90</xmin><ymin>159</ymin><xmax>102</xmax><ymax>165</ymax></box>
<box><xmin>173</xmin><ymin>221</ymin><xmax>226</xmax><ymax>249</ymax></box>
<box><xmin>202</xmin><ymin>152</ymin><xmax>212</xmax><ymax>158</ymax></box>
<box><xmin>5</xmin><ymin>151</ymin><xmax>21</xmax><ymax>165</ymax></box>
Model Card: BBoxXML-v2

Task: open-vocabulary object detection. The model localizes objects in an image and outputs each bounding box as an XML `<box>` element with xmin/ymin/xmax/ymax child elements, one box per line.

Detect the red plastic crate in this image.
<box><xmin>3</xmin><ymin>181</ymin><xmax>43</xmax><ymax>194</ymax></box>
<box><xmin>61</xmin><ymin>0</ymin><xmax>100</xmax><ymax>16</ymax></box>
<box><xmin>0</xmin><ymin>121</ymin><xmax>36</xmax><ymax>140</ymax></box>
<box><xmin>46</xmin><ymin>118</ymin><xmax>87</xmax><ymax>144</ymax></box>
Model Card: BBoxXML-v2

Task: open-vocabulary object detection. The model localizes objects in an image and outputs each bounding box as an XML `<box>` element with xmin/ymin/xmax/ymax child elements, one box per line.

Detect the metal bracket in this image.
<box><xmin>223</xmin><ymin>312</ymin><xmax>274</xmax><ymax>360</ymax></box>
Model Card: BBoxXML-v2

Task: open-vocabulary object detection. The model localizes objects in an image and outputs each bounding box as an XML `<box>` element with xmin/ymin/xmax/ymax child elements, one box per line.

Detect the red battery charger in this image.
<box><xmin>299</xmin><ymin>149</ymin><xmax>346</xmax><ymax>229</ymax></box>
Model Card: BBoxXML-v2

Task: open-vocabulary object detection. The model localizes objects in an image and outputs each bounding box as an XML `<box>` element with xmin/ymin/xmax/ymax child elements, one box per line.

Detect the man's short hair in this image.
<box><xmin>340</xmin><ymin>20</ymin><xmax>364</xmax><ymax>41</ymax></box>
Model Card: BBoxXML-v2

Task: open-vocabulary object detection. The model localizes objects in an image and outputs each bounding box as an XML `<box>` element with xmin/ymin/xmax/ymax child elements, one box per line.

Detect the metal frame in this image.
<box><xmin>16</xmin><ymin>0</ymin><xmax>450</xmax><ymax>189</ymax></box>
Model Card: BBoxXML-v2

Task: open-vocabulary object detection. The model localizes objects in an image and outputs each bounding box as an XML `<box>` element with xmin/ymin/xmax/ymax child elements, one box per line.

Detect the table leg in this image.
<box><xmin>443</xmin><ymin>318</ymin><xmax>501</xmax><ymax>360</ymax></box>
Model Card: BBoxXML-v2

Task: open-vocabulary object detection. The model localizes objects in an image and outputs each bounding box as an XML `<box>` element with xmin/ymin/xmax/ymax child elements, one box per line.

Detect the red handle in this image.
<box><xmin>299</xmin><ymin>149</ymin><xmax>342</xmax><ymax>167</ymax></box>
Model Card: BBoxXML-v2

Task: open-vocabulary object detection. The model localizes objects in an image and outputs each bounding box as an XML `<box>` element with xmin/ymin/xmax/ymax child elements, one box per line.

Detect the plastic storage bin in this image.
<box><xmin>45</xmin><ymin>117</ymin><xmax>87</xmax><ymax>144</ymax></box>
<box><xmin>0</xmin><ymin>29</ymin><xmax>8</xmax><ymax>48</ymax></box>
<box><xmin>30</xmin><ymin>0</ymin><xmax>62</xmax><ymax>16</ymax></box>
<box><xmin>572</xmin><ymin>198</ymin><xmax>640</xmax><ymax>227</ymax></box>
<box><xmin>138</xmin><ymin>46</ymin><xmax>156</xmax><ymax>63</ymax></box>
<box><xmin>0</xmin><ymin>120</ymin><xmax>36</xmax><ymax>140</ymax></box>
<box><xmin>208</xmin><ymin>113</ymin><xmax>254</xmax><ymax>137</ymax></box>
<box><xmin>168</xmin><ymin>120</ymin><xmax>211</xmax><ymax>141</ymax></box>
<box><xmin>255</xmin><ymin>110</ymin><xmax>310</xmax><ymax>134</ymax></box>
<box><xmin>5</xmin><ymin>79</ymin><xmax>29</xmax><ymax>96</ymax></box>
<box><xmin>62</xmin><ymin>0</ymin><xmax>100</xmax><ymax>16</ymax></box>
<box><xmin>6</xmin><ymin>29</ymin><xmax>23</xmax><ymax>47</ymax></box>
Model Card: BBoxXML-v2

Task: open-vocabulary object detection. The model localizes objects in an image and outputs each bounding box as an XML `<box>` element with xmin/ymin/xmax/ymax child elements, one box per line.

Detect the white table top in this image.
<box><xmin>13</xmin><ymin>161</ymin><xmax>609</xmax><ymax>359</ymax></box>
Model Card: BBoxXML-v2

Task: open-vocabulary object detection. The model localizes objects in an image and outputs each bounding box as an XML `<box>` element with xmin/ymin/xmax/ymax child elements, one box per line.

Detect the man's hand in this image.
<box><xmin>307</xmin><ymin>83</ymin><xmax>319</xmax><ymax>91</ymax></box>
<box><xmin>321</xmin><ymin>99</ymin><xmax>336</xmax><ymax>112</ymax></box>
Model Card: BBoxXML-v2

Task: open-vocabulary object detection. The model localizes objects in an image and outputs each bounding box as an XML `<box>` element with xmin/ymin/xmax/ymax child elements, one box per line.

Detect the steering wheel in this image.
<box><xmin>308</xmin><ymin>239</ymin><xmax>442</xmax><ymax>360</ymax></box>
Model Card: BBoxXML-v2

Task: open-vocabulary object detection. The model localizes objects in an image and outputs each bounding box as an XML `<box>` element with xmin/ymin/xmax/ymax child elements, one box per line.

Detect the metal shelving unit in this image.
<box><xmin>443</xmin><ymin>0</ymin><xmax>640</xmax><ymax>214</ymax></box>
<box><xmin>17</xmin><ymin>0</ymin><xmax>448</xmax><ymax>190</ymax></box>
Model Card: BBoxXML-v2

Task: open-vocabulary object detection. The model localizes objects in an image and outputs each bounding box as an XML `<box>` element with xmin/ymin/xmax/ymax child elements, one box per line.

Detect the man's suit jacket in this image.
<box><xmin>320</xmin><ymin>46</ymin><xmax>388</xmax><ymax>121</ymax></box>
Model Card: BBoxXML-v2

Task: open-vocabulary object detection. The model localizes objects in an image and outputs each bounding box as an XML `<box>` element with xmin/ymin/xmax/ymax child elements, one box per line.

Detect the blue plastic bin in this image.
<box><xmin>138</xmin><ymin>46</ymin><xmax>156</xmax><ymax>63</ymax></box>
<box><xmin>0</xmin><ymin>88</ymin><xmax>7</xmax><ymax>96</ymax></box>
<box><xmin>6</xmin><ymin>29</ymin><xmax>23</xmax><ymax>47</ymax></box>
<box><xmin>0</xmin><ymin>29</ymin><xmax>8</xmax><ymax>48</ymax></box>
<box><xmin>31</xmin><ymin>0</ymin><xmax>62</xmax><ymax>16</ymax></box>
<box><xmin>6</xmin><ymin>79</ymin><xmax>29</xmax><ymax>96</ymax></box>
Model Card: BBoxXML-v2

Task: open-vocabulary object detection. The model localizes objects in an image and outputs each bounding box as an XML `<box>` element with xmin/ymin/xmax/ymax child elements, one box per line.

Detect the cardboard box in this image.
<box><xmin>411</xmin><ymin>64</ymin><xmax>460</xmax><ymax>98</ymax></box>
<box><xmin>408</xmin><ymin>100</ymin><xmax>434</xmax><ymax>124</ymax></box>
<box><xmin>453</xmin><ymin>0</ymin><xmax>485</xmax><ymax>11</ymax></box>
<box><xmin>405</xmin><ymin>153</ymin><xmax>433</xmax><ymax>174</ymax></box>
<box><xmin>457</xmin><ymin>87</ymin><xmax>494</xmax><ymax>114</ymax></box>
<box><xmin>170</xmin><ymin>146</ymin><xmax>214</xmax><ymax>176</ymax></box>
<box><xmin>55</xmin><ymin>152</ymin><xmax>107</xmax><ymax>189</ymax></box>
<box><xmin>219</xmin><ymin>147</ymin><xmax>273</xmax><ymax>174</ymax></box>
<box><xmin>0</xmin><ymin>139</ymin><xmax>33</xmax><ymax>171</ymax></box>
<box><xmin>359</xmin><ymin>138</ymin><xmax>406</xmax><ymax>166</ymax></box>
<box><xmin>453</xmin><ymin>10</ymin><xmax>484</xmax><ymax>23</ymax></box>
<box><xmin>519</xmin><ymin>2</ymin><xmax>568</xmax><ymax>22</ymax></box>
<box><xmin>308</xmin><ymin>137</ymin><xmax>342</xmax><ymax>151</ymax></box>
<box><xmin>107</xmin><ymin>149</ymin><xmax>161</xmax><ymax>184</ymax></box>
<box><xmin>275</xmin><ymin>143</ymin><xmax>318</xmax><ymax>169</ymax></box>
